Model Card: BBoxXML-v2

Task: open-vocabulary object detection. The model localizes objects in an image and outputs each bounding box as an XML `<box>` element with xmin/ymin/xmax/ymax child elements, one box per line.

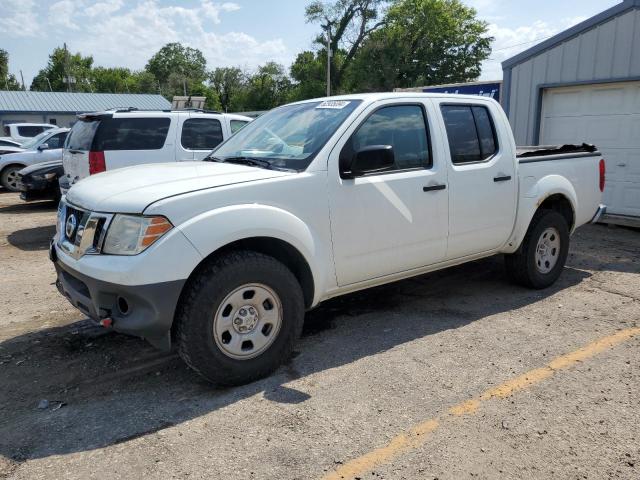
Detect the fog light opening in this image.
<box><xmin>117</xmin><ymin>296</ymin><xmax>130</xmax><ymax>315</ymax></box>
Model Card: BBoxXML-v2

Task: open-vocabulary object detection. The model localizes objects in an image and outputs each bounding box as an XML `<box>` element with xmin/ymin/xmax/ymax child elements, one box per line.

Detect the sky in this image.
<box><xmin>0</xmin><ymin>0</ymin><xmax>623</xmax><ymax>88</ymax></box>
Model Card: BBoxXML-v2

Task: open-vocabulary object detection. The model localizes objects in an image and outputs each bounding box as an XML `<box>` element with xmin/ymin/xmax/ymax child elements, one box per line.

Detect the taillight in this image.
<box><xmin>599</xmin><ymin>159</ymin><xmax>606</xmax><ymax>192</ymax></box>
<box><xmin>89</xmin><ymin>151</ymin><xmax>106</xmax><ymax>175</ymax></box>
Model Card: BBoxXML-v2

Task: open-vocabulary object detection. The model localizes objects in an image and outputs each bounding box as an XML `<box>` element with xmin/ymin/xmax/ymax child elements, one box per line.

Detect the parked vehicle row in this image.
<box><xmin>50</xmin><ymin>93</ymin><xmax>606</xmax><ymax>386</ymax></box>
<box><xmin>61</xmin><ymin>109</ymin><xmax>252</xmax><ymax>193</ymax></box>
<box><xmin>0</xmin><ymin>128</ymin><xmax>69</xmax><ymax>191</ymax></box>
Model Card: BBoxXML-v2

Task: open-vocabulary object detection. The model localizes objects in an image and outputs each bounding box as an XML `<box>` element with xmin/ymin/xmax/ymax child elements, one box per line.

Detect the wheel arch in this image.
<box><xmin>173</xmin><ymin>204</ymin><xmax>328</xmax><ymax>310</ymax></box>
<box><xmin>505</xmin><ymin>175</ymin><xmax>578</xmax><ymax>254</ymax></box>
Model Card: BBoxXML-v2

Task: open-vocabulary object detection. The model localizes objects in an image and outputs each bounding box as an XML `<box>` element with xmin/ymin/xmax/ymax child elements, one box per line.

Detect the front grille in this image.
<box><xmin>58</xmin><ymin>200</ymin><xmax>113</xmax><ymax>259</ymax></box>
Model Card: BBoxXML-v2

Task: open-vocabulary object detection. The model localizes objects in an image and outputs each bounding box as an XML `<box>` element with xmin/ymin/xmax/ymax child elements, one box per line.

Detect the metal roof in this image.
<box><xmin>0</xmin><ymin>91</ymin><xmax>171</xmax><ymax>113</ymax></box>
<box><xmin>502</xmin><ymin>0</ymin><xmax>640</xmax><ymax>69</ymax></box>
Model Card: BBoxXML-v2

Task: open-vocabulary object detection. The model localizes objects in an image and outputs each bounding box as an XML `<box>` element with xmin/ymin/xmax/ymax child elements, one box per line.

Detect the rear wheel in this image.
<box><xmin>505</xmin><ymin>210</ymin><xmax>570</xmax><ymax>289</ymax></box>
<box><xmin>0</xmin><ymin>165</ymin><xmax>23</xmax><ymax>192</ymax></box>
<box><xmin>175</xmin><ymin>251</ymin><xmax>305</xmax><ymax>386</ymax></box>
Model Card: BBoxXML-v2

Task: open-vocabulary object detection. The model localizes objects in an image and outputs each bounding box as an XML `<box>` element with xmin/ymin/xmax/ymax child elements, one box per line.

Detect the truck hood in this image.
<box><xmin>65</xmin><ymin>162</ymin><xmax>295</xmax><ymax>213</ymax></box>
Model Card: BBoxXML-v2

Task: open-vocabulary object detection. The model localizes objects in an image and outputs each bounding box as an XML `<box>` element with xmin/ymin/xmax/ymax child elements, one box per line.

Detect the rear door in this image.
<box><xmin>437</xmin><ymin>100</ymin><xmax>517</xmax><ymax>259</ymax></box>
<box><xmin>179</xmin><ymin>114</ymin><xmax>226</xmax><ymax>161</ymax></box>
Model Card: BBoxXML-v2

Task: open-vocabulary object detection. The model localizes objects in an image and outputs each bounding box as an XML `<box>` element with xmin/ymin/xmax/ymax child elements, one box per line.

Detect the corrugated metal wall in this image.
<box><xmin>507</xmin><ymin>8</ymin><xmax>640</xmax><ymax>145</ymax></box>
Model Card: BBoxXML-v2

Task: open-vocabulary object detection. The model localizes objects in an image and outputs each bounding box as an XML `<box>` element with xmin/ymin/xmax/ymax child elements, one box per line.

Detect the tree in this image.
<box><xmin>210</xmin><ymin>67</ymin><xmax>247</xmax><ymax>112</ymax></box>
<box><xmin>305</xmin><ymin>0</ymin><xmax>387</xmax><ymax>93</ymax></box>
<box><xmin>91</xmin><ymin>67</ymin><xmax>134</xmax><ymax>93</ymax></box>
<box><xmin>30</xmin><ymin>46</ymin><xmax>94</xmax><ymax>92</ymax></box>
<box><xmin>245</xmin><ymin>62</ymin><xmax>292</xmax><ymax>110</ymax></box>
<box><xmin>0</xmin><ymin>49</ymin><xmax>22</xmax><ymax>90</ymax></box>
<box><xmin>349</xmin><ymin>0</ymin><xmax>492</xmax><ymax>91</ymax></box>
<box><xmin>145</xmin><ymin>43</ymin><xmax>207</xmax><ymax>96</ymax></box>
<box><xmin>289</xmin><ymin>50</ymin><xmax>329</xmax><ymax>101</ymax></box>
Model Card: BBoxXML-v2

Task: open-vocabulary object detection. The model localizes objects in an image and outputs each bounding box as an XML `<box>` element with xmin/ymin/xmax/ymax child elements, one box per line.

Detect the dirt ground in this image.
<box><xmin>0</xmin><ymin>190</ymin><xmax>639</xmax><ymax>480</ymax></box>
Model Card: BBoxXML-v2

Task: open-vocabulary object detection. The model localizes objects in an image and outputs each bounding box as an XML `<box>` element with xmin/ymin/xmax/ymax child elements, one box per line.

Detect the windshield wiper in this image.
<box><xmin>206</xmin><ymin>155</ymin><xmax>275</xmax><ymax>170</ymax></box>
<box><xmin>205</xmin><ymin>155</ymin><xmax>297</xmax><ymax>172</ymax></box>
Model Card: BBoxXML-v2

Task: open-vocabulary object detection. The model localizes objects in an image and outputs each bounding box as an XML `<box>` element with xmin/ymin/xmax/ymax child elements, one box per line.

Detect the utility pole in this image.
<box><xmin>19</xmin><ymin>70</ymin><xmax>25</xmax><ymax>90</ymax></box>
<box><xmin>325</xmin><ymin>23</ymin><xmax>332</xmax><ymax>97</ymax></box>
<box><xmin>46</xmin><ymin>78</ymin><xmax>53</xmax><ymax>92</ymax></box>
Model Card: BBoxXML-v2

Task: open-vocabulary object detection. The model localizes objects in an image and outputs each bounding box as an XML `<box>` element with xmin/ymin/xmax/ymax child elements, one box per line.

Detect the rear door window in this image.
<box><xmin>181</xmin><ymin>118</ymin><xmax>224</xmax><ymax>150</ymax></box>
<box><xmin>441</xmin><ymin>105</ymin><xmax>498</xmax><ymax>164</ymax></box>
<box><xmin>93</xmin><ymin>117</ymin><xmax>171</xmax><ymax>151</ymax></box>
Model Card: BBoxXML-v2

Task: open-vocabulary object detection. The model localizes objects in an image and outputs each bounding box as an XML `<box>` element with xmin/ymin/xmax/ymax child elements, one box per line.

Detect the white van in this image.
<box><xmin>61</xmin><ymin>109</ymin><xmax>252</xmax><ymax>191</ymax></box>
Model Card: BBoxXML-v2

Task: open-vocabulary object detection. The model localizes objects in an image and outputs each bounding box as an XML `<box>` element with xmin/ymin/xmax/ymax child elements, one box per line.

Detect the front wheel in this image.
<box><xmin>0</xmin><ymin>165</ymin><xmax>22</xmax><ymax>192</ymax></box>
<box><xmin>505</xmin><ymin>210</ymin><xmax>570</xmax><ymax>289</ymax></box>
<box><xmin>175</xmin><ymin>251</ymin><xmax>305</xmax><ymax>386</ymax></box>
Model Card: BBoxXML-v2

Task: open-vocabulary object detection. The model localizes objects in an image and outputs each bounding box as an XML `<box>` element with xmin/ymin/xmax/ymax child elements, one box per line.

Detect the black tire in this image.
<box><xmin>0</xmin><ymin>165</ymin><xmax>23</xmax><ymax>192</ymax></box>
<box><xmin>504</xmin><ymin>210</ymin><xmax>570</xmax><ymax>289</ymax></box>
<box><xmin>175</xmin><ymin>250</ymin><xmax>305</xmax><ymax>386</ymax></box>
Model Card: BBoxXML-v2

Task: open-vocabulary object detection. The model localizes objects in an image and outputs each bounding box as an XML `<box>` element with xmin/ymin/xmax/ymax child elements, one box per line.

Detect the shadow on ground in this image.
<box><xmin>0</xmin><ymin>255</ymin><xmax>591</xmax><ymax>465</ymax></box>
<box><xmin>0</xmin><ymin>199</ymin><xmax>57</xmax><ymax>214</ymax></box>
<box><xmin>7</xmin><ymin>225</ymin><xmax>56</xmax><ymax>251</ymax></box>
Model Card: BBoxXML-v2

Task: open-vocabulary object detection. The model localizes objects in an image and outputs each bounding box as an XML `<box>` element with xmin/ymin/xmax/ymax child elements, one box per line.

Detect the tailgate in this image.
<box><xmin>63</xmin><ymin>149</ymin><xmax>89</xmax><ymax>183</ymax></box>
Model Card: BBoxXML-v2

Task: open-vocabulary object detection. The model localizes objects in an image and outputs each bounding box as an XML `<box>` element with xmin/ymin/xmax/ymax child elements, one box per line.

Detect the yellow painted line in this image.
<box><xmin>322</xmin><ymin>327</ymin><xmax>640</xmax><ymax>480</ymax></box>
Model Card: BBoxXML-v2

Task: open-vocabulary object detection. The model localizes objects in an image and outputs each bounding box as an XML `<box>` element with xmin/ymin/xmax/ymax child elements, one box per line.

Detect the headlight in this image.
<box><xmin>102</xmin><ymin>215</ymin><xmax>173</xmax><ymax>255</ymax></box>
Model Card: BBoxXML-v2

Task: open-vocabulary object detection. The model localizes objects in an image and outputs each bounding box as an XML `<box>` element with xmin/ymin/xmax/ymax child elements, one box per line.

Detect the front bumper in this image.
<box><xmin>19</xmin><ymin>178</ymin><xmax>58</xmax><ymax>201</ymax></box>
<box><xmin>50</xmin><ymin>240</ymin><xmax>185</xmax><ymax>350</ymax></box>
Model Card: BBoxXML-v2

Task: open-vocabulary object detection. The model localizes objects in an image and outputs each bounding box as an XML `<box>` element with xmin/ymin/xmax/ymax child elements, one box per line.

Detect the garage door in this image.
<box><xmin>540</xmin><ymin>81</ymin><xmax>640</xmax><ymax>217</ymax></box>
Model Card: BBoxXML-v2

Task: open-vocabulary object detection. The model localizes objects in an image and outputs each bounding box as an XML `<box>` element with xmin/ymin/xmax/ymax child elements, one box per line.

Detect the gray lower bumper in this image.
<box><xmin>590</xmin><ymin>204</ymin><xmax>607</xmax><ymax>224</ymax></box>
<box><xmin>51</xmin><ymin>241</ymin><xmax>185</xmax><ymax>350</ymax></box>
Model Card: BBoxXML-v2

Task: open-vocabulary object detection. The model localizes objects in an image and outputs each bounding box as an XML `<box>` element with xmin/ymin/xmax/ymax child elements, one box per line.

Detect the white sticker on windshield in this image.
<box><xmin>316</xmin><ymin>100</ymin><xmax>351</xmax><ymax>109</ymax></box>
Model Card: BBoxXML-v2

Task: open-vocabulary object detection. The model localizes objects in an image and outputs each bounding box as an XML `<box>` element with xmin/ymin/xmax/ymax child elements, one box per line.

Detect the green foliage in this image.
<box><xmin>245</xmin><ymin>62</ymin><xmax>292</xmax><ymax>110</ymax></box>
<box><xmin>349</xmin><ymin>0</ymin><xmax>493</xmax><ymax>90</ymax></box>
<box><xmin>0</xmin><ymin>49</ymin><xmax>22</xmax><ymax>90</ymax></box>
<box><xmin>145</xmin><ymin>43</ymin><xmax>207</xmax><ymax>96</ymax></box>
<box><xmin>30</xmin><ymin>46</ymin><xmax>94</xmax><ymax>92</ymax></box>
<box><xmin>210</xmin><ymin>67</ymin><xmax>246</xmax><ymax>112</ymax></box>
<box><xmin>304</xmin><ymin>0</ymin><xmax>387</xmax><ymax>92</ymax></box>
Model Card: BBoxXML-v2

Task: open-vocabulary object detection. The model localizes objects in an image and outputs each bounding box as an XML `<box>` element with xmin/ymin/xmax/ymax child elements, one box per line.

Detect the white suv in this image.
<box><xmin>1</xmin><ymin>123</ymin><xmax>57</xmax><ymax>144</ymax></box>
<box><xmin>61</xmin><ymin>109</ymin><xmax>252</xmax><ymax>192</ymax></box>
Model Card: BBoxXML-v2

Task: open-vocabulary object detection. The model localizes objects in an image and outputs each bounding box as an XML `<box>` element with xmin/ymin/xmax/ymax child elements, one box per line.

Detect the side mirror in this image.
<box><xmin>347</xmin><ymin>145</ymin><xmax>395</xmax><ymax>178</ymax></box>
<box><xmin>37</xmin><ymin>143</ymin><xmax>49</xmax><ymax>151</ymax></box>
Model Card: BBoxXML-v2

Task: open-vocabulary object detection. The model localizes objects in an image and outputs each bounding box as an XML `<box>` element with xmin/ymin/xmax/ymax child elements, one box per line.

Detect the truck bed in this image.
<box><xmin>516</xmin><ymin>143</ymin><xmax>599</xmax><ymax>162</ymax></box>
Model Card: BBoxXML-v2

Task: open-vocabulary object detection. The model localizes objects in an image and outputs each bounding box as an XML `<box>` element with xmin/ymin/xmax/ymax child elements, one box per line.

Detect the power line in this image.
<box><xmin>492</xmin><ymin>34</ymin><xmax>555</xmax><ymax>52</ymax></box>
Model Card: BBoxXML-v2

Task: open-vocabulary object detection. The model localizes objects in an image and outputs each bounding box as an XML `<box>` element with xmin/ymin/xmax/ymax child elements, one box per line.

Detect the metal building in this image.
<box><xmin>502</xmin><ymin>0</ymin><xmax>640</xmax><ymax>223</ymax></box>
<box><xmin>0</xmin><ymin>91</ymin><xmax>171</xmax><ymax>129</ymax></box>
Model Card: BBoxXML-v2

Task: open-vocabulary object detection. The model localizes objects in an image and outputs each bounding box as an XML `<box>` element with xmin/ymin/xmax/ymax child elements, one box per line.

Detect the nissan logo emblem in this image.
<box><xmin>65</xmin><ymin>214</ymin><xmax>77</xmax><ymax>238</ymax></box>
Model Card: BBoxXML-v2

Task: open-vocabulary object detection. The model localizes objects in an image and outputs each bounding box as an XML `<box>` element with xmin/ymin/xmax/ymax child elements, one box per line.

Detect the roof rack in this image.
<box><xmin>111</xmin><ymin>107</ymin><xmax>139</xmax><ymax>112</ymax></box>
<box><xmin>177</xmin><ymin>108</ymin><xmax>223</xmax><ymax>114</ymax></box>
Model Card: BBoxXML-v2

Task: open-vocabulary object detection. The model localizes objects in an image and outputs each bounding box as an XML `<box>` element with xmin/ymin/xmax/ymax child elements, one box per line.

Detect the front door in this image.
<box><xmin>328</xmin><ymin>101</ymin><xmax>449</xmax><ymax>286</ymax></box>
<box><xmin>438</xmin><ymin>101</ymin><xmax>517</xmax><ymax>259</ymax></box>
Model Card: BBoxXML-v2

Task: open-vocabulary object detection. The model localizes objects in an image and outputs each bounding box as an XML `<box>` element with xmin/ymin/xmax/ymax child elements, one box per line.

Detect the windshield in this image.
<box><xmin>210</xmin><ymin>100</ymin><xmax>362</xmax><ymax>171</ymax></box>
<box><xmin>20</xmin><ymin>131</ymin><xmax>51</xmax><ymax>150</ymax></box>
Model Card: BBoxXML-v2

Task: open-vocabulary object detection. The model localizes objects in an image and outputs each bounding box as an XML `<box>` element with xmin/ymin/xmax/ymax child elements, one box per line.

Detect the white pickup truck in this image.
<box><xmin>51</xmin><ymin>93</ymin><xmax>605</xmax><ymax>386</ymax></box>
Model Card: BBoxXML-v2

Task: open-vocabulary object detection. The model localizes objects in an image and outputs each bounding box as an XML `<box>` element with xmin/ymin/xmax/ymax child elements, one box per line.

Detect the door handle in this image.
<box><xmin>423</xmin><ymin>184</ymin><xmax>447</xmax><ymax>192</ymax></box>
<box><xmin>494</xmin><ymin>175</ymin><xmax>512</xmax><ymax>182</ymax></box>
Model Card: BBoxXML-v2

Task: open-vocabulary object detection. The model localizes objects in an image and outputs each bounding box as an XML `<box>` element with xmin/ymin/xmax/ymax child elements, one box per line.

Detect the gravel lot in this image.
<box><xmin>0</xmin><ymin>190</ymin><xmax>639</xmax><ymax>480</ymax></box>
